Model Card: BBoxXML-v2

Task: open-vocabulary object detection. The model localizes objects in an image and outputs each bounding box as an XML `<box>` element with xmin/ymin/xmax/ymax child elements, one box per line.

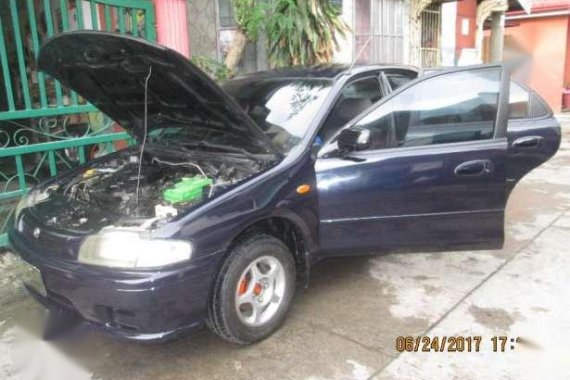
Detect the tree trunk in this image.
<box><xmin>225</xmin><ymin>29</ymin><xmax>248</xmax><ymax>71</ymax></box>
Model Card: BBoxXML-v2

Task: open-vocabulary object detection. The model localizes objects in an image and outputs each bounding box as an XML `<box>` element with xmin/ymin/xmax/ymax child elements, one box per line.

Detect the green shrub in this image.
<box><xmin>191</xmin><ymin>56</ymin><xmax>233</xmax><ymax>81</ymax></box>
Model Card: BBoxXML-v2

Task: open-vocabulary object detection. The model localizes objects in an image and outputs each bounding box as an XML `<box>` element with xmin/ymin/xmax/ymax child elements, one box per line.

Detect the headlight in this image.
<box><xmin>14</xmin><ymin>188</ymin><xmax>50</xmax><ymax>224</ymax></box>
<box><xmin>78</xmin><ymin>230</ymin><xmax>192</xmax><ymax>269</ymax></box>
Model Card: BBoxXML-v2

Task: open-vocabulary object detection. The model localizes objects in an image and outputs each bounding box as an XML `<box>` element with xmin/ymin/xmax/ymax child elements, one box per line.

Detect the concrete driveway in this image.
<box><xmin>1</xmin><ymin>119</ymin><xmax>569</xmax><ymax>380</ymax></box>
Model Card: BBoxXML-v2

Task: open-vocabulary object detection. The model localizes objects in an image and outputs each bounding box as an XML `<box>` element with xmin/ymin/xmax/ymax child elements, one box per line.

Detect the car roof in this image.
<box><xmin>231</xmin><ymin>63</ymin><xmax>419</xmax><ymax>82</ymax></box>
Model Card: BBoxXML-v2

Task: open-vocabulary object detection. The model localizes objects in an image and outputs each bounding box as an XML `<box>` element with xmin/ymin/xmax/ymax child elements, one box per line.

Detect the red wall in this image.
<box><xmin>155</xmin><ymin>0</ymin><xmax>190</xmax><ymax>57</ymax></box>
<box><xmin>565</xmin><ymin>17</ymin><xmax>570</xmax><ymax>87</ymax></box>
<box><xmin>504</xmin><ymin>16</ymin><xmax>569</xmax><ymax>112</ymax></box>
<box><xmin>455</xmin><ymin>0</ymin><xmax>477</xmax><ymax>62</ymax></box>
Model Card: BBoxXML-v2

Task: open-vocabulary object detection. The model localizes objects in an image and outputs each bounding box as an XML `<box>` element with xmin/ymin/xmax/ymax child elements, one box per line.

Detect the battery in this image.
<box><xmin>163</xmin><ymin>176</ymin><xmax>213</xmax><ymax>204</ymax></box>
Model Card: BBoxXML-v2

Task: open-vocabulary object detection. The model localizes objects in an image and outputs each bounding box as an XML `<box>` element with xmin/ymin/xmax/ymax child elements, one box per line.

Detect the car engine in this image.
<box><xmin>36</xmin><ymin>146</ymin><xmax>268</xmax><ymax>232</ymax></box>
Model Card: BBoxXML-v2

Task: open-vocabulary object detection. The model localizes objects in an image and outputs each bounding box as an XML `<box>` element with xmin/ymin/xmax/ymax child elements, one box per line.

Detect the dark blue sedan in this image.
<box><xmin>9</xmin><ymin>32</ymin><xmax>561</xmax><ymax>344</ymax></box>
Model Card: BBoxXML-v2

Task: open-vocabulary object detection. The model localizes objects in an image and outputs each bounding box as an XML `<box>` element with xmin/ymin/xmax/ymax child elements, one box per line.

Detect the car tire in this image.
<box><xmin>207</xmin><ymin>234</ymin><xmax>296</xmax><ymax>345</ymax></box>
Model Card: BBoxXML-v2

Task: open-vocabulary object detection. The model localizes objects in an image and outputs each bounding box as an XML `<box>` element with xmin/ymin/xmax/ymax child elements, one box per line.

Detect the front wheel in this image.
<box><xmin>207</xmin><ymin>234</ymin><xmax>296</xmax><ymax>344</ymax></box>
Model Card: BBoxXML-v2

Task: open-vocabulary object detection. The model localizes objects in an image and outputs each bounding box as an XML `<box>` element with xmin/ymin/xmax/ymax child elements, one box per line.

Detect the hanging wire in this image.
<box><xmin>135</xmin><ymin>66</ymin><xmax>153</xmax><ymax>215</ymax></box>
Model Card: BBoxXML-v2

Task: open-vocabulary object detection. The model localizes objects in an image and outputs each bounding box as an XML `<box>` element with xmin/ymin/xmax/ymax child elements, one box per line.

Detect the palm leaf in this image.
<box><xmin>267</xmin><ymin>0</ymin><xmax>351</xmax><ymax>68</ymax></box>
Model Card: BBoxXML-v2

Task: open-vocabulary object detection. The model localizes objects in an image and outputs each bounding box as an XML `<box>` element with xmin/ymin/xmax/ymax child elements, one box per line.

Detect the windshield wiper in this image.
<box><xmin>158</xmin><ymin>140</ymin><xmax>277</xmax><ymax>162</ymax></box>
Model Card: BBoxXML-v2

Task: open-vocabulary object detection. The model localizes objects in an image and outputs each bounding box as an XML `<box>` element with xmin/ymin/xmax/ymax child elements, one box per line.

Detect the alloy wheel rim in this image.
<box><xmin>235</xmin><ymin>255</ymin><xmax>286</xmax><ymax>327</ymax></box>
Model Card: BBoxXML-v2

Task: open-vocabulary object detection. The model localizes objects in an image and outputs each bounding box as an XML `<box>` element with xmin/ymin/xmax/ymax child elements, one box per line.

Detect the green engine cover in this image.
<box><xmin>163</xmin><ymin>176</ymin><xmax>213</xmax><ymax>204</ymax></box>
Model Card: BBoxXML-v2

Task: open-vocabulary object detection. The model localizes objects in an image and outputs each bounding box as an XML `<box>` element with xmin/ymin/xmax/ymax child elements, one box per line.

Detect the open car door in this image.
<box><xmin>316</xmin><ymin>64</ymin><xmax>511</xmax><ymax>255</ymax></box>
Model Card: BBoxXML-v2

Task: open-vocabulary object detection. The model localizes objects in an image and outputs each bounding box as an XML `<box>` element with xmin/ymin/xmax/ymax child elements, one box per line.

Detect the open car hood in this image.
<box><xmin>38</xmin><ymin>31</ymin><xmax>278</xmax><ymax>157</ymax></box>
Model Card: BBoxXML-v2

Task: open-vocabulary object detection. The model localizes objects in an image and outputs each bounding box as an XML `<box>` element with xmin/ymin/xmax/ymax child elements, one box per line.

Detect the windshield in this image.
<box><xmin>223</xmin><ymin>77</ymin><xmax>333</xmax><ymax>155</ymax></box>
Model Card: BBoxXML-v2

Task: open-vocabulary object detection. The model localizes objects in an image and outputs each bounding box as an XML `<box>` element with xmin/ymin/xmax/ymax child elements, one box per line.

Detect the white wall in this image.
<box><xmin>440</xmin><ymin>1</ymin><xmax>457</xmax><ymax>67</ymax></box>
<box><xmin>334</xmin><ymin>0</ymin><xmax>354</xmax><ymax>64</ymax></box>
<box><xmin>403</xmin><ymin>0</ymin><xmax>410</xmax><ymax>65</ymax></box>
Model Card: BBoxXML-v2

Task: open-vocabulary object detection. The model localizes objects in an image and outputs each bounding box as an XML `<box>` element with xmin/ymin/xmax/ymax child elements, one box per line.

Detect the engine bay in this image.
<box><xmin>34</xmin><ymin>145</ymin><xmax>269</xmax><ymax>232</ymax></box>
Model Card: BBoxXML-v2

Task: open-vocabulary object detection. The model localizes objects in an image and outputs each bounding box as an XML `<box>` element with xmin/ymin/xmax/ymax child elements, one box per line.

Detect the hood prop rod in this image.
<box><xmin>136</xmin><ymin>66</ymin><xmax>153</xmax><ymax>216</ymax></box>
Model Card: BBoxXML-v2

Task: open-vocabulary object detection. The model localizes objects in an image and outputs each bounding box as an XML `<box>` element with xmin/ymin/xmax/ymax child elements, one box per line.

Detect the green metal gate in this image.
<box><xmin>0</xmin><ymin>0</ymin><xmax>156</xmax><ymax>247</ymax></box>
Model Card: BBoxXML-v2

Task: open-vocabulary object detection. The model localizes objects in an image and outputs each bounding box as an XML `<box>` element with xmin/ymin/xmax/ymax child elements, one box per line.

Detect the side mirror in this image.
<box><xmin>338</xmin><ymin>127</ymin><xmax>371</xmax><ymax>153</ymax></box>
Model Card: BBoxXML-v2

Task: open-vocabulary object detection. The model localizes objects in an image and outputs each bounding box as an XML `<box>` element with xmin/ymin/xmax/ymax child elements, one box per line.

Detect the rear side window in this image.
<box><xmin>509</xmin><ymin>81</ymin><xmax>529</xmax><ymax>119</ymax></box>
<box><xmin>354</xmin><ymin>67</ymin><xmax>501</xmax><ymax>150</ymax></box>
<box><xmin>509</xmin><ymin>81</ymin><xmax>551</xmax><ymax>120</ymax></box>
<box><xmin>385</xmin><ymin>71</ymin><xmax>418</xmax><ymax>90</ymax></box>
<box><xmin>530</xmin><ymin>92</ymin><xmax>550</xmax><ymax>118</ymax></box>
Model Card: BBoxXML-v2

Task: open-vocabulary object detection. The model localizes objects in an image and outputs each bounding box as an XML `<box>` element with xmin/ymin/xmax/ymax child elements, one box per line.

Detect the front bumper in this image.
<box><xmin>9</xmin><ymin>229</ymin><xmax>225</xmax><ymax>343</ymax></box>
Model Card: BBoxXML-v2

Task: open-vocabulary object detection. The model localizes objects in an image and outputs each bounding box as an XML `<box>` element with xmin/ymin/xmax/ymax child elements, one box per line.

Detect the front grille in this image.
<box><xmin>17</xmin><ymin>212</ymin><xmax>84</xmax><ymax>259</ymax></box>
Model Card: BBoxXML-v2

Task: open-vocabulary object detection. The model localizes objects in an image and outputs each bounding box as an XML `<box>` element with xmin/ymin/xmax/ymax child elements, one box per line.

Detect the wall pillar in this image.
<box><xmin>154</xmin><ymin>0</ymin><xmax>190</xmax><ymax>57</ymax></box>
<box><xmin>475</xmin><ymin>0</ymin><xmax>507</xmax><ymax>62</ymax></box>
<box><xmin>489</xmin><ymin>11</ymin><xmax>505</xmax><ymax>62</ymax></box>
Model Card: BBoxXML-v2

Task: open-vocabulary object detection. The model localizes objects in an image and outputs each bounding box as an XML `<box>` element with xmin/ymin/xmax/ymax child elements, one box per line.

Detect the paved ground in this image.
<box><xmin>1</xmin><ymin>118</ymin><xmax>569</xmax><ymax>380</ymax></box>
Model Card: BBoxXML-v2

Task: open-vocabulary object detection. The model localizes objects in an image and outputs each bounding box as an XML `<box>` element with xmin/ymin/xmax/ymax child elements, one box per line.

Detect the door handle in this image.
<box><xmin>454</xmin><ymin>160</ymin><xmax>493</xmax><ymax>177</ymax></box>
<box><xmin>513</xmin><ymin>136</ymin><xmax>543</xmax><ymax>149</ymax></box>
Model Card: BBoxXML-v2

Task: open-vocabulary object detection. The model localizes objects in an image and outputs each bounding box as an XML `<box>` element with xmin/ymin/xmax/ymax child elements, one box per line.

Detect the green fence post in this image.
<box><xmin>14</xmin><ymin>155</ymin><xmax>27</xmax><ymax>192</ymax></box>
<box><xmin>76</xmin><ymin>1</ymin><xmax>85</xmax><ymax>29</ymax></box>
<box><xmin>118</xmin><ymin>6</ymin><xmax>125</xmax><ymax>33</ymax></box>
<box><xmin>131</xmin><ymin>7</ymin><xmax>138</xmax><ymax>36</ymax></box>
<box><xmin>104</xmin><ymin>5</ymin><xmax>112</xmax><ymax>31</ymax></box>
<box><xmin>60</xmin><ymin>0</ymin><xmax>70</xmax><ymax>30</ymax></box>
<box><xmin>26</xmin><ymin>0</ymin><xmax>48</xmax><ymax>108</ymax></box>
<box><xmin>90</xmin><ymin>1</ymin><xmax>99</xmax><ymax>29</ymax></box>
<box><xmin>9</xmin><ymin>0</ymin><xmax>32</xmax><ymax>110</ymax></box>
<box><xmin>48</xmin><ymin>151</ymin><xmax>58</xmax><ymax>176</ymax></box>
<box><xmin>144</xmin><ymin>3</ymin><xmax>156</xmax><ymax>41</ymax></box>
<box><xmin>0</xmin><ymin>14</ymin><xmax>15</xmax><ymax>111</ymax></box>
<box><xmin>59</xmin><ymin>0</ymin><xmax>79</xmax><ymax>105</ymax></box>
<box><xmin>43</xmin><ymin>0</ymin><xmax>64</xmax><ymax>107</ymax></box>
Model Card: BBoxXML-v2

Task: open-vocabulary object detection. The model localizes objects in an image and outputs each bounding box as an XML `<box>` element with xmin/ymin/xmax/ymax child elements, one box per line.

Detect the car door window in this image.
<box><xmin>317</xmin><ymin>76</ymin><xmax>383</xmax><ymax>144</ymax></box>
<box><xmin>353</xmin><ymin>67</ymin><xmax>502</xmax><ymax>150</ymax></box>
<box><xmin>509</xmin><ymin>81</ymin><xmax>529</xmax><ymax>119</ymax></box>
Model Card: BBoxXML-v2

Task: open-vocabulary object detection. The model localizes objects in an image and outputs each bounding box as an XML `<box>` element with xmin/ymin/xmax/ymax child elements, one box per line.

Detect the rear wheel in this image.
<box><xmin>207</xmin><ymin>234</ymin><xmax>296</xmax><ymax>344</ymax></box>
